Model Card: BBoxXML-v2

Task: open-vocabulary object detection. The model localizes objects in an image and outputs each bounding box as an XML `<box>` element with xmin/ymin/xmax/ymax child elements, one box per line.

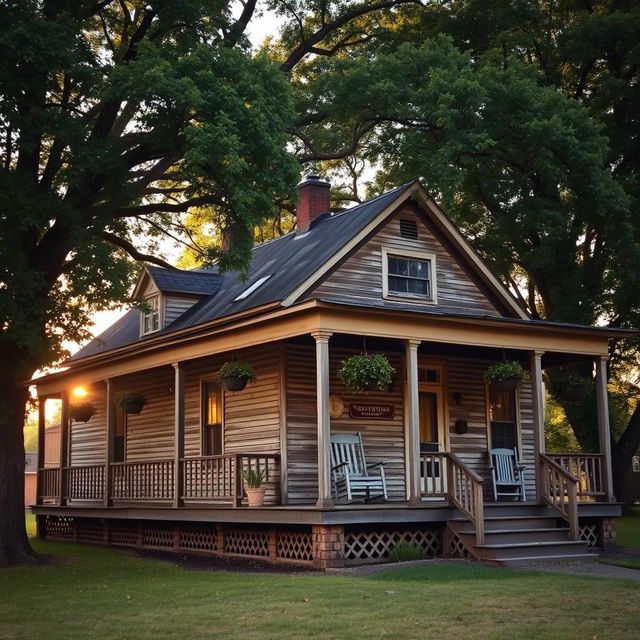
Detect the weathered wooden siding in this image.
<box><xmin>313</xmin><ymin>208</ymin><xmax>502</xmax><ymax>317</ymax></box>
<box><xmin>285</xmin><ymin>343</ymin><xmax>406</xmax><ymax>504</ymax></box>
<box><xmin>446</xmin><ymin>357</ymin><xmax>536</xmax><ymax>499</ymax></box>
<box><xmin>164</xmin><ymin>295</ymin><xmax>199</xmax><ymax>328</ymax></box>
<box><xmin>70</xmin><ymin>383</ymin><xmax>106</xmax><ymax>466</ymax></box>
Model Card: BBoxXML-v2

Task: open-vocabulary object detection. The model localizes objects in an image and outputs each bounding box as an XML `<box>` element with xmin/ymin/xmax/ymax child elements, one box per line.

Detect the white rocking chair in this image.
<box><xmin>490</xmin><ymin>447</ymin><xmax>527</xmax><ymax>501</ymax></box>
<box><xmin>330</xmin><ymin>432</ymin><xmax>388</xmax><ymax>503</ymax></box>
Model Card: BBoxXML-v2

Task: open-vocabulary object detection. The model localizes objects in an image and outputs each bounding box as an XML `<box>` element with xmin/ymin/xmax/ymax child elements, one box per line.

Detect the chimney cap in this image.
<box><xmin>297</xmin><ymin>174</ymin><xmax>330</xmax><ymax>188</ymax></box>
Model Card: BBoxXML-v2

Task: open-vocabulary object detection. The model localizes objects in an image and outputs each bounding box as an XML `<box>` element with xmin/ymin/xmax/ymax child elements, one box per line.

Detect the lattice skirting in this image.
<box><xmin>344</xmin><ymin>527</ymin><xmax>442</xmax><ymax>561</ymax></box>
<box><xmin>446</xmin><ymin>533</ymin><xmax>473</xmax><ymax>559</ymax></box>
<box><xmin>579</xmin><ymin>522</ymin><xmax>601</xmax><ymax>548</ymax></box>
<box><xmin>41</xmin><ymin>516</ymin><xmax>313</xmax><ymax>564</ymax></box>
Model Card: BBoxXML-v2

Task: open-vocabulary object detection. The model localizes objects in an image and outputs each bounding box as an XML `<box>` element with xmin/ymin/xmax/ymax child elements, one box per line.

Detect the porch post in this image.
<box><xmin>530</xmin><ymin>350</ymin><xmax>545</xmax><ymax>502</ymax></box>
<box><xmin>58</xmin><ymin>390</ymin><xmax>70</xmax><ymax>506</ymax></box>
<box><xmin>36</xmin><ymin>396</ymin><xmax>46</xmax><ymax>506</ymax></box>
<box><xmin>173</xmin><ymin>362</ymin><xmax>185</xmax><ymax>509</ymax></box>
<box><xmin>313</xmin><ymin>331</ymin><xmax>333</xmax><ymax>508</ymax></box>
<box><xmin>595</xmin><ymin>356</ymin><xmax>615</xmax><ymax>502</ymax></box>
<box><xmin>104</xmin><ymin>379</ymin><xmax>115</xmax><ymax>507</ymax></box>
<box><xmin>404</xmin><ymin>339</ymin><xmax>421</xmax><ymax>505</ymax></box>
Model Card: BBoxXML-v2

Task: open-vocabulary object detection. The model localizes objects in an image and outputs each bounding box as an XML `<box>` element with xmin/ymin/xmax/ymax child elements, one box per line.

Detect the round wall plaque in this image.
<box><xmin>329</xmin><ymin>395</ymin><xmax>344</xmax><ymax>418</ymax></box>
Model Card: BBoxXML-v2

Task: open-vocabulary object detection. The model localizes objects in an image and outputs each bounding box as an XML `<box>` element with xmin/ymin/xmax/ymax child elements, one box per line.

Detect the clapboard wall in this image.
<box><xmin>313</xmin><ymin>208</ymin><xmax>502</xmax><ymax>317</ymax></box>
<box><xmin>285</xmin><ymin>343</ymin><xmax>406</xmax><ymax>504</ymax></box>
<box><xmin>70</xmin><ymin>383</ymin><xmax>106</xmax><ymax>466</ymax></box>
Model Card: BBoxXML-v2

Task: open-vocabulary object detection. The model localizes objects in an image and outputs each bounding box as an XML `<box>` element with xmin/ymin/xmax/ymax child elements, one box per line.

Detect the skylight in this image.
<box><xmin>233</xmin><ymin>275</ymin><xmax>272</xmax><ymax>301</ymax></box>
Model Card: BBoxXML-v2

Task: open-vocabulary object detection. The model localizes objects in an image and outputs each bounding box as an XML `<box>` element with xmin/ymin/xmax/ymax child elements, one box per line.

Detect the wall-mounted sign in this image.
<box><xmin>349</xmin><ymin>403</ymin><xmax>395</xmax><ymax>420</ymax></box>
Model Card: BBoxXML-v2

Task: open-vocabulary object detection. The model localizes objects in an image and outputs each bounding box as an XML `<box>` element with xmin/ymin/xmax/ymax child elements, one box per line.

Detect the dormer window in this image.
<box><xmin>141</xmin><ymin>296</ymin><xmax>160</xmax><ymax>335</ymax></box>
<box><xmin>382</xmin><ymin>248</ymin><xmax>437</xmax><ymax>302</ymax></box>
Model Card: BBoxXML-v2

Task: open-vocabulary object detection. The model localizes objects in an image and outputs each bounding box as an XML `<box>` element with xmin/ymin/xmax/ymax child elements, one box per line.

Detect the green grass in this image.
<box><xmin>1</xmin><ymin>535</ymin><xmax>639</xmax><ymax>639</ymax></box>
<box><xmin>616</xmin><ymin>507</ymin><xmax>640</xmax><ymax>548</ymax></box>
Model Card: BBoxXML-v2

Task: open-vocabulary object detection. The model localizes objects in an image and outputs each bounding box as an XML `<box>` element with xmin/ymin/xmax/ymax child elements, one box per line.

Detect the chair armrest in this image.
<box><xmin>332</xmin><ymin>462</ymin><xmax>349</xmax><ymax>471</ymax></box>
<box><xmin>366</xmin><ymin>461</ymin><xmax>387</xmax><ymax>469</ymax></box>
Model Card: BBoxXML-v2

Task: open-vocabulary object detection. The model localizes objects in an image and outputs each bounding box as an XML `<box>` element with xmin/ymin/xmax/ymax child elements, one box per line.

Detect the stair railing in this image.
<box><xmin>445</xmin><ymin>453</ymin><xmax>485</xmax><ymax>546</ymax></box>
<box><xmin>539</xmin><ymin>454</ymin><xmax>579</xmax><ymax>540</ymax></box>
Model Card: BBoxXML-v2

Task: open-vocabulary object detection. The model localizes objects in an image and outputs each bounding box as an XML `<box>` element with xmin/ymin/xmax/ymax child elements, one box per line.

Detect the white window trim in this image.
<box><xmin>381</xmin><ymin>247</ymin><xmax>437</xmax><ymax>304</ymax></box>
<box><xmin>140</xmin><ymin>294</ymin><xmax>162</xmax><ymax>336</ymax></box>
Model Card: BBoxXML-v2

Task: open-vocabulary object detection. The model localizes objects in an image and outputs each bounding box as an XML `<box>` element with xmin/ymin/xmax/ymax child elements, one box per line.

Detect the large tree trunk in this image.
<box><xmin>612</xmin><ymin>404</ymin><xmax>640</xmax><ymax>507</ymax></box>
<box><xmin>0</xmin><ymin>378</ymin><xmax>37</xmax><ymax>566</ymax></box>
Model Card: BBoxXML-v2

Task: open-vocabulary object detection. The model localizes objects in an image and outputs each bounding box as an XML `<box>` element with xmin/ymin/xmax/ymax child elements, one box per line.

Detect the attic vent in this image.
<box><xmin>399</xmin><ymin>219</ymin><xmax>418</xmax><ymax>239</ymax></box>
<box><xmin>233</xmin><ymin>275</ymin><xmax>271</xmax><ymax>302</ymax></box>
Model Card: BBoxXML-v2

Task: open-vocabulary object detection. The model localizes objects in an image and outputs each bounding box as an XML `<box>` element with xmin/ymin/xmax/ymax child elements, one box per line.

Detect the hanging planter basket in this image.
<box><xmin>70</xmin><ymin>401</ymin><xmax>95</xmax><ymax>423</ymax></box>
<box><xmin>115</xmin><ymin>392</ymin><xmax>146</xmax><ymax>415</ymax></box>
<box><xmin>337</xmin><ymin>353</ymin><xmax>396</xmax><ymax>394</ymax></box>
<box><xmin>218</xmin><ymin>361</ymin><xmax>256</xmax><ymax>392</ymax></box>
<box><xmin>483</xmin><ymin>361</ymin><xmax>527</xmax><ymax>392</ymax></box>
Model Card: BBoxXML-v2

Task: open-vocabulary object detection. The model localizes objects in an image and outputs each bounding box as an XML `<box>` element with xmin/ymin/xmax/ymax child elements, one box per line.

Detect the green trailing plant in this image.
<box><xmin>70</xmin><ymin>401</ymin><xmax>95</xmax><ymax>423</ymax></box>
<box><xmin>389</xmin><ymin>541</ymin><xmax>424</xmax><ymax>563</ymax></box>
<box><xmin>115</xmin><ymin>392</ymin><xmax>146</xmax><ymax>414</ymax></box>
<box><xmin>242</xmin><ymin>467</ymin><xmax>265</xmax><ymax>488</ymax></box>
<box><xmin>483</xmin><ymin>361</ymin><xmax>528</xmax><ymax>385</ymax></box>
<box><xmin>218</xmin><ymin>361</ymin><xmax>256</xmax><ymax>383</ymax></box>
<box><xmin>338</xmin><ymin>353</ymin><xmax>396</xmax><ymax>394</ymax></box>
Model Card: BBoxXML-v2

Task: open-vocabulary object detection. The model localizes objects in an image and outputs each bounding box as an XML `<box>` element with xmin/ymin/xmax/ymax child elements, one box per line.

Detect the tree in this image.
<box><xmin>0</xmin><ymin>0</ymin><xmax>421</xmax><ymax>566</ymax></box>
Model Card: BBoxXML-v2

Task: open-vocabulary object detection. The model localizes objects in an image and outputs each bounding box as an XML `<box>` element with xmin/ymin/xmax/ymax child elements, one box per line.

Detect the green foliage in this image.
<box><xmin>241</xmin><ymin>466</ymin><xmax>265</xmax><ymax>488</ymax></box>
<box><xmin>337</xmin><ymin>353</ymin><xmax>396</xmax><ymax>393</ymax></box>
<box><xmin>115</xmin><ymin>392</ymin><xmax>146</xmax><ymax>412</ymax></box>
<box><xmin>218</xmin><ymin>361</ymin><xmax>256</xmax><ymax>382</ymax></box>
<box><xmin>483</xmin><ymin>361</ymin><xmax>527</xmax><ymax>384</ymax></box>
<box><xmin>544</xmin><ymin>394</ymin><xmax>581</xmax><ymax>453</ymax></box>
<box><xmin>388</xmin><ymin>541</ymin><xmax>424</xmax><ymax>562</ymax></box>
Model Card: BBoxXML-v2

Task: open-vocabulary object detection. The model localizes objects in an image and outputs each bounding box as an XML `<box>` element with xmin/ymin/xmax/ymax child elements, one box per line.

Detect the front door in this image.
<box><xmin>418</xmin><ymin>366</ymin><xmax>446</xmax><ymax>496</ymax></box>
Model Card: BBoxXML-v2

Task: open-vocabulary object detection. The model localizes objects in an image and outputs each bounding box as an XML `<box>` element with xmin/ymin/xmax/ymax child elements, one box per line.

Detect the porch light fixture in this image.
<box><xmin>72</xmin><ymin>386</ymin><xmax>89</xmax><ymax>398</ymax></box>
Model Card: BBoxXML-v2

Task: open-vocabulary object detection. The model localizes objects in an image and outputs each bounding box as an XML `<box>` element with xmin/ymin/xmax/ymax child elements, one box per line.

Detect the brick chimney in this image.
<box><xmin>296</xmin><ymin>175</ymin><xmax>330</xmax><ymax>233</ymax></box>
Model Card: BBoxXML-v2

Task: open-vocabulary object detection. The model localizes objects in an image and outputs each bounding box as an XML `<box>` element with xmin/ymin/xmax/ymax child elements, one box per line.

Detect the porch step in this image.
<box><xmin>483</xmin><ymin>504</ymin><xmax>556</xmax><ymax>518</ymax></box>
<box><xmin>474</xmin><ymin>540</ymin><xmax>590</xmax><ymax>562</ymax></box>
<box><xmin>457</xmin><ymin>527</ymin><xmax>570</xmax><ymax>545</ymax></box>
<box><xmin>450</xmin><ymin>515</ymin><xmax>560</xmax><ymax>531</ymax></box>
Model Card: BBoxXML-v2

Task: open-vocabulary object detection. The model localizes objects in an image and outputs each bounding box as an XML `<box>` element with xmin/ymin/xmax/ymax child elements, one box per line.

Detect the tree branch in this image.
<box><xmin>109</xmin><ymin>195</ymin><xmax>223</xmax><ymax>218</ymax></box>
<box><xmin>100</xmin><ymin>231</ymin><xmax>178</xmax><ymax>270</ymax></box>
<box><xmin>225</xmin><ymin>0</ymin><xmax>258</xmax><ymax>46</ymax></box>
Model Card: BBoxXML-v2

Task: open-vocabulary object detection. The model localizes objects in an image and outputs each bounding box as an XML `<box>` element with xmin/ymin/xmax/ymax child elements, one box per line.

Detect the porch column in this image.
<box><xmin>173</xmin><ymin>362</ymin><xmax>185</xmax><ymax>509</ymax></box>
<box><xmin>36</xmin><ymin>396</ymin><xmax>46</xmax><ymax>506</ymax></box>
<box><xmin>404</xmin><ymin>339</ymin><xmax>421</xmax><ymax>505</ymax></box>
<box><xmin>58</xmin><ymin>390</ymin><xmax>70</xmax><ymax>506</ymax></box>
<box><xmin>104</xmin><ymin>379</ymin><xmax>115</xmax><ymax>507</ymax></box>
<box><xmin>313</xmin><ymin>331</ymin><xmax>333</xmax><ymax>508</ymax></box>
<box><xmin>530</xmin><ymin>350</ymin><xmax>545</xmax><ymax>501</ymax></box>
<box><xmin>595</xmin><ymin>356</ymin><xmax>615</xmax><ymax>502</ymax></box>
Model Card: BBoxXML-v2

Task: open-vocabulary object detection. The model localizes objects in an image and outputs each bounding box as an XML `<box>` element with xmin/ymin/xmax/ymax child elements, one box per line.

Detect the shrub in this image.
<box><xmin>389</xmin><ymin>541</ymin><xmax>425</xmax><ymax>562</ymax></box>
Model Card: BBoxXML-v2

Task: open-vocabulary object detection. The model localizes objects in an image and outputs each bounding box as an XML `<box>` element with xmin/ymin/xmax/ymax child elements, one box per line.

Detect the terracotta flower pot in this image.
<box><xmin>245</xmin><ymin>487</ymin><xmax>266</xmax><ymax>507</ymax></box>
<box><xmin>222</xmin><ymin>375</ymin><xmax>248</xmax><ymax>392</ymax></box>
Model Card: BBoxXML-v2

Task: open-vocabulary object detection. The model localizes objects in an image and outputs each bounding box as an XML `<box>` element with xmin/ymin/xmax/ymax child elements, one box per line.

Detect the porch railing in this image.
<box><xmin>419</xmin><ymin>452</ymin><xmax>449</xmax><ymax>499</ymax></box>
<box><xmin>547</xmin><ymin>453</ymin><xmax>605</xmax><ymax>501</ymax></box>
<box><xmin>65</xmin><ymin>465</ymin><xmax>104</xmax><ymax>501</ymax></box>
<box><xmin>445</xmin><ymin>453</ymin><xmax>485</xmax><ymax>546</ymax></box>
<box><xmin>110</xmin><ymin>459</ymin><xmax>174</xmax><ymax>501</ymax></box>
<box><xmin>540</xmin><ymin>454</ymin><xmax>579</xmax><ymax>540</ymax></box>
<box><xmin>182</xmin><ymin>453</ymin><xmax>280</xmax><ymax>506</ymax></box>
<box><xmin>38</xmin><ymin>467</ymin><xmax>60</xmax><ymax>501</ymax></box>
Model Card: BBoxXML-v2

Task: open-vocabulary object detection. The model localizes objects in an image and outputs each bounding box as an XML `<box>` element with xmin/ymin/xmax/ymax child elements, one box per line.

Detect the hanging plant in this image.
<box><xmin>483</xmin><ymin>361</ymin><xmax>528</xmax><ymax>392</ymax></box>
<box><xmin>115</xmin><ymin>392</ymin><xmax>146</xmax><ymax>414</ymax></box>
<box><xmin>338</xmin><ymin>353</ymin><xmax>396</xmax><ymax>394</ymax></box>
<box><xmin>70</xmin><ymin>401</ymin><xmax>94</xmax><ymax>423</ymax></box>
<box><xmin>218</xmin><ymin>361</ymin><xmax>256</xmax><ymax>392</ymax></box>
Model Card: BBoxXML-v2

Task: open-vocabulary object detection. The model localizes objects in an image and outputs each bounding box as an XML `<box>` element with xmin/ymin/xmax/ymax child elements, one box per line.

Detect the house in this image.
<box><xmin>31</xmin><ymin>177</ymin><xmax>628</xmax><ymax>567</ymax></box>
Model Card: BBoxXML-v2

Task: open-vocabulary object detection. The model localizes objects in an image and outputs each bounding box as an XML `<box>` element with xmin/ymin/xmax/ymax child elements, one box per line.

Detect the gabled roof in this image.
<box><xmin>132</xmin><ymin>265</ymin><xmax>222</xmax><ymax>298</ymax></box>
<box><xmin>70</xmin><ymin>181</ymin><xmax>527</xmax><ymax>362</ymax></box>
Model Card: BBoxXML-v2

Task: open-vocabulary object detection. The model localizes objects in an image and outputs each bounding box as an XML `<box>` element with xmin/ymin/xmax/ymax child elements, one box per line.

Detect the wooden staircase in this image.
<box><xmin>447</xmin><ymin>503</ymin><xmax>593</xmax><ymax>566</ymax></box>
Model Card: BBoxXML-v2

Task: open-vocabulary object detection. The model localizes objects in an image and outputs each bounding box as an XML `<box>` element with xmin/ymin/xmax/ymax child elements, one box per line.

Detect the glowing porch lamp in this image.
<box><xmin>72</xmin><ymin>386</ymin><xmax>89</xmax><ymax>398</ymax></box>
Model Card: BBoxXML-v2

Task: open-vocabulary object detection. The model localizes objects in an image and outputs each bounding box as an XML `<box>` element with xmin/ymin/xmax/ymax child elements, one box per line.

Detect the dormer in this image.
<box><xmin>132</xmin><ymin>266</ymin><xmax>222</xmax><ymax>337</ymax></box>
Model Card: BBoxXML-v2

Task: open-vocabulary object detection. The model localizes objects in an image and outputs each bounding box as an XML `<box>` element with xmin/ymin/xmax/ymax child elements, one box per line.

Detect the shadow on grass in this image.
<box><xmin>370</xmin><ymin>562</ymin><xmax>535</xmax><ymax>584</ymax></box>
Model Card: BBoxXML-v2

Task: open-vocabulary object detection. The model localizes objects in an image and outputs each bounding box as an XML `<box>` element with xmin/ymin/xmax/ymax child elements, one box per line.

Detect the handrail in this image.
<box><xmin>64</xmin><ymin>465</ymin><xmax>104</xmax><ymax>500</ymax></box>
<box><xmin>445</xmin><ymin>453</ymin><xmax>485</xmax><ymax>546</ymax></box>
<box><xmin>547</xmin><ymin>453</ymin><xmax>605</xmax><ymax>500</ymax></box>
<box><xmin>540</xmin><ymin>453</ymin><xmax>579</xmax><ymax>539</ymax></box>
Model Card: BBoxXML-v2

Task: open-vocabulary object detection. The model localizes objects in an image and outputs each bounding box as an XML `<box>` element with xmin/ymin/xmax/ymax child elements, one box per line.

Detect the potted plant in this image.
<box><xmin>218</xmin><ymin>361</ymin><xmax>256</xmax><ymax>392</ymax></box>
<box><xmin>115</xmin><ymin>392</ymin><xmax>146</xmax><ymax>414</ymax></box>
<box><xmin>338</xmin><ymin>353</ymin><xmax>396</xmax><ymax>394</ymax></box>
<box><xmin>70</xmin><ymin>401</ymin><xmax>94</xmax><ymax>422</ymax></box>
<box><xmin>483</xmin><ymin>361</ymin><xmax>527</xmax><ymax>392</ymax></box>
<box><xmin>242</xmin><ymin>467</ymin><xmax>266</xmax><ymax>507</ymax></box>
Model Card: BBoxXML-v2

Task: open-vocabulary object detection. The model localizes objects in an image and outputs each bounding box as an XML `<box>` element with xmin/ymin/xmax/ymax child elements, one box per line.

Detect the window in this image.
<box><xmin>203</xmin><ymin>381</ymin><xmax>223</xmax><ymax>455</ymax></box>
<box><xmin>141</xmin><ymin>296</ymin><xmax>160</xmax><ymax>335</ymax></box>
<box><xmin>114</xmin><ymin>407</ymin><xmax>126</xmax><ymax>462</ymax></box>
<box><xmin>489</xmin><ymin>389</ymin><xmax>518</xmax><ymax>451</ymax></box>
<box><xmin>382</xmin><ymin>249</ymin><xmax>436</xmax><ymax>301</ymax></box>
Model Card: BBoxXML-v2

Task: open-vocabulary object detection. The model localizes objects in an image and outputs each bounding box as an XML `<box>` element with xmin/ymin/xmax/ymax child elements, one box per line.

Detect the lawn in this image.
<box><xmin>1</xmin><ymin>532</ymin><xmax>639</xmax><ymax>640</ymax></box>
<box><xmin>616</xmin><ymin>507</ymin><xmax>640</xmax><ymax>548</ymax></box>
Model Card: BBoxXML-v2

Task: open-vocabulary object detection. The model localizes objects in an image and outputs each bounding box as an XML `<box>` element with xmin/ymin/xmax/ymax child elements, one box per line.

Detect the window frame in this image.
<box><xmin>200</xmin><ymin>378</ymin><xmax>224</xmax><ymax>457</ymax></box>
<box><xmin>140</xmin><ymin>294</ymin><xmax>162</xmax><ymax>336</ymax></box>
<box><xmin>381</xmin><ymin>247</ymin><xmax>437</xmax><ymax>303</ymax></box>
<box><xmin>486</xmin><ymin>384</ymin><xmax>523</xmax><ymax>456</ymax></box>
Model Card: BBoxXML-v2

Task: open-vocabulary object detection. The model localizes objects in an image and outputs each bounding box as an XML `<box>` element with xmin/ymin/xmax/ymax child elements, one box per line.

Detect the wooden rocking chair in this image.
<box><xmin>330</xmin><ymin>432</ymin><xmax>388</xmax><ymax>503</ymax></box>
<box><xmin>490</xmin><ymin>447</ymin><xmax>527</xmax><ymax>501</ymax></box>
